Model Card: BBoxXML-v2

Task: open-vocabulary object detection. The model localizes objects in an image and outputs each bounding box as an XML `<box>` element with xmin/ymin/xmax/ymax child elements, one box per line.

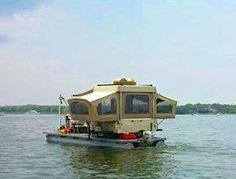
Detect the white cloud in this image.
<box><xmin>0</xmin><ymin>4</ymin><xmax>51</xmax><ymax>43</ymax></box>
<box><xmin>0</xmin><ymin>4</ymin><xmax>76</xmax><ymax>105</ymax></box>
<box><xmin>0</xmin><ymin>1</ymin><xmax>236</xmax><ymax>105</ymax></box>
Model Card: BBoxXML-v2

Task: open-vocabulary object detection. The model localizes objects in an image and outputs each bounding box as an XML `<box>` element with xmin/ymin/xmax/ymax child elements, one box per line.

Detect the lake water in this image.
<box><xmin>0</xmin><ymin>114</ymin><xmax>236</xmax><ymax>179</ymax></box>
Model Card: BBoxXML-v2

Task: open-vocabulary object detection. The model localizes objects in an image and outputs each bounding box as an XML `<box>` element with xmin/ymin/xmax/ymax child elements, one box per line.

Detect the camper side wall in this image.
<box><xmin>117</xmin><ymin>118</ymin><xmax>158</xmax><ymax>133</ymax></box>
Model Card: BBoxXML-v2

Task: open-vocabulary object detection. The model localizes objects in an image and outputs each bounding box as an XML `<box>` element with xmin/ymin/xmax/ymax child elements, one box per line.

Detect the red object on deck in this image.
<box><xmin>118</xmin><ymin>133</ymin><xmax>137</xmax><ymax>140</ymax></box>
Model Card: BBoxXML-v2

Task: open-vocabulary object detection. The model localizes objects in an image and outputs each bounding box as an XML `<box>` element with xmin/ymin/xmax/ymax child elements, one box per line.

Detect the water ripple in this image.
<box><xmin>0</xmin><ymin>114</ymin><xmax>236</xmax><ymax>178</ymax></box>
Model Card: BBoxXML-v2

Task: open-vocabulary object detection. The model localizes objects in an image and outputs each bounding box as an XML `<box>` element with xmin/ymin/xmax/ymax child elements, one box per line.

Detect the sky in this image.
<box><xmin>0</xmin><ymin>0</ymin><xmax>236</xmax><ymax>105</ymax></box>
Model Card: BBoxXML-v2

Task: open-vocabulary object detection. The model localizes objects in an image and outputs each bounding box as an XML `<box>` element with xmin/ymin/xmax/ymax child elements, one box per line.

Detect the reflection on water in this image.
<box><xmin>65</xmin><ymin>146</ymin><xmax>177</xmax><ymax>178</ymax></box>
<box><xmin>1</xmin><ymin>114</ymin><xmax>236</xmax><ymax>178</ymax></box>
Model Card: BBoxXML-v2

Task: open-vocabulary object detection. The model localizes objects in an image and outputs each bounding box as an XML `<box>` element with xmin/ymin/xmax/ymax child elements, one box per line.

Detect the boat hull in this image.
<box><xmin>44</xmin><ymin>132</ymin><xmax>165</xmax><ymax>149</ymax></box>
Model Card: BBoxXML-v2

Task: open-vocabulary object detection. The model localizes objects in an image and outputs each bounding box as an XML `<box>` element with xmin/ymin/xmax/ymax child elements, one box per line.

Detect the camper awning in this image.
<box><xmin>74</xmin><ymin>91</ymin><xmax>116</xmax><ymax>102</ymax></box>
<box><xmin>156</xmin><ymin>93</ymin><xmax>177</xmax><ymax>104</ymax></box>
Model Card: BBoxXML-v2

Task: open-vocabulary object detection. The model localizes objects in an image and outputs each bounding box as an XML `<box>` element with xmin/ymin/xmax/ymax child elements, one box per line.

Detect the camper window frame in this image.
<box><xmin>91</xmin><ymin>93</ymin><xmax>119</xmax><ymax>121</ymax></box>
<box><xmin>122</xmin><ymin>92</ymin><xmax>153</xmax><ymax>119</ymax></box>
<box><xmin>155</xmin><ymin>94</ymin><xmax>177</xmax><ymax>118</ymax></box>
<box><xmin>69</xmin><ymin>101</ymin><xmax>90</xmax><ymax>115</ymax></box>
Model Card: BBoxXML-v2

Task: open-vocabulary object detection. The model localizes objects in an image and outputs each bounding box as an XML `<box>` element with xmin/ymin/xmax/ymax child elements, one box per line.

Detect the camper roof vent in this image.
<box><xmin>113</xmin><ymin>78</ymin><xmax>136</xmax><ymax>85</ymax></box>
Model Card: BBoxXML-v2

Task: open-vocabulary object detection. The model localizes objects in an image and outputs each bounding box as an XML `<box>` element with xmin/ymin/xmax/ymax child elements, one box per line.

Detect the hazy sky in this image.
<box><xmin>0</xmin><ymin>0</ymin><xmax>236</xmax><ymax>105</ymax></box>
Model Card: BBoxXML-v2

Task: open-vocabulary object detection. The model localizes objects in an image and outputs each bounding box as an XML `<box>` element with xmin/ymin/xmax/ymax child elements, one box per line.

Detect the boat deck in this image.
<box><xmin>44</xmin><ymin>132</ymin><xmax>166</xmax><ymax>149</ymax></box>
<box><xmin>45</xmin><ymin>132</ymin><xmax>139</xmax><ymax>142</ymax></box>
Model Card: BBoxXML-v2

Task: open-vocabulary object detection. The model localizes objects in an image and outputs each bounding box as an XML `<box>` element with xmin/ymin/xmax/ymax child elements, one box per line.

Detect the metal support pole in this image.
<box><xmin>86</xmin><ymin>122</ymin><xmax>91</xmax><ymax>140</ymax></box>
<box><xmin>152</xmin><ymin>92</ymin><xmax>155</xmax><ymax>132</ymax></box>
<box><xmin>119</xmin><ymin>91</ymin><xmax>122</xmax><ymax>120</ymax></box>
<box><xmin>59</xmin><ymin>99</ymin><xmax>61</xmax><ymax>129</ymax></box>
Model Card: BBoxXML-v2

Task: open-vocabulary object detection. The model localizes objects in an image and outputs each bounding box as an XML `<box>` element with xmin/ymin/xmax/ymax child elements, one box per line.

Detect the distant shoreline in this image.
<box><xmin>0</xmin><ymin>113</ymin><xmax>236</xmax><ymax>117</ymax></box>
<box><xmin>1</xmin><ymin>103</ymin><xmax>236</xmax><ymax>115</ymax></box>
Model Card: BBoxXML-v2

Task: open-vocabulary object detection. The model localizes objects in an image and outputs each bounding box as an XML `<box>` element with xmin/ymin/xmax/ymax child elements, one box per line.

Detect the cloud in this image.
<box><xmin>0</xmin><ymin>3</ymin><xmax>100</xmax><ymax>105</ymax></box>
<box><xmin>0</xmin><ymin>0</ymin><xmax>46</xmax><ymax>18</ymax></box>
<box><xmin>0</xmin><ymin>4</ymin><xmax>50</xmax><ymax>44</ymax></box>
<box><xmin>0</xmin><ymin>1</ymin><xmax>236</xmax><ymax>105</ymax></box>
<box><xmin>0</xmin><ymin>34</ymin><xmax>8</xmax><ymax>44</ymax></box>
<box><xmin>0</xmin><ymin>4</ymin><xmax>63</xmax><ymax>105</ymax></box>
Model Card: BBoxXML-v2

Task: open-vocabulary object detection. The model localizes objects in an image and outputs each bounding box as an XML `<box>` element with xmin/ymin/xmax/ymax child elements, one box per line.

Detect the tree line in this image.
<box><xmin>0</xmin><ymin>103</ymin><xmax>236</xmax><ymax>114</ymax></box>
<box><xmin>177</xmin><ymin>103</ymin><xmax>236</xmax><ymax>114</ymax></box>
<box><xmin>0</xmin><ymin>105</ymin><xmax>69</xmax><ymax>114</ymax></box>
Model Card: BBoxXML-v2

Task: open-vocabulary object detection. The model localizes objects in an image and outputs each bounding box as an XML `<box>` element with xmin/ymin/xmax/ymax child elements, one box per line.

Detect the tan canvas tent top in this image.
<box><xmin>73</xmin><ymin>91</ymin><xmax>116</xmax><ymax>102</ymax></box>
<box><xmin>68</xmin><ymin>78</ymin><xmax>177</xmax><ymax>123</ymax></box>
